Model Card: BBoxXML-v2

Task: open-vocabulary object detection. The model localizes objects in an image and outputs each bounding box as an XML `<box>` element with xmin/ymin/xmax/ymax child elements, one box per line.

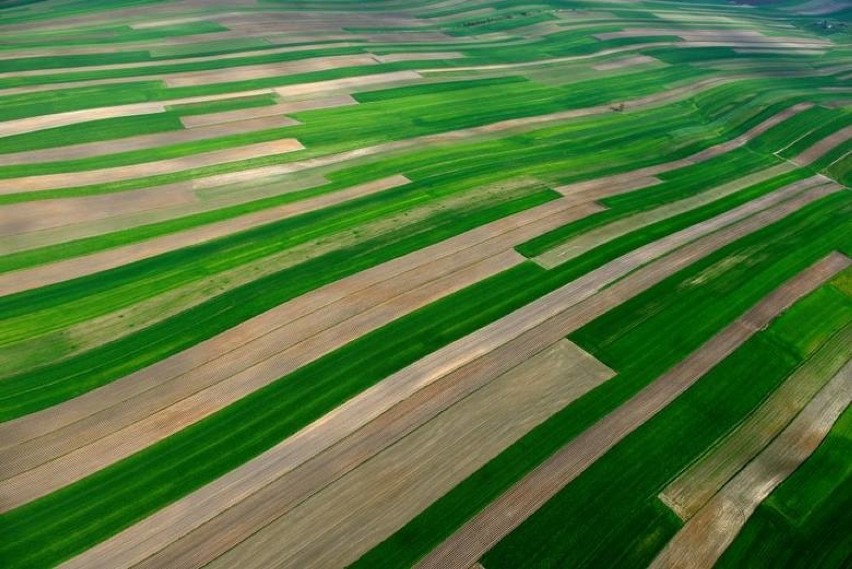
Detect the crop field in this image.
<box><xmin>0</xmin><ymin>0</ymin><xmax>849</xmax><ymax>568</ymax></box>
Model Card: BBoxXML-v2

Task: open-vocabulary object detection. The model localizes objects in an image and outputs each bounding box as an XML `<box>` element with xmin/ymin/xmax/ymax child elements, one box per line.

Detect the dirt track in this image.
<box><xmin>650</xmin><ymin>359</ymin><xmax>852</xmax><ymax>569</ymax></box>
<box><xmin>0</xmin><ymin>175</ymin><xmax>408</xmax><ymax>296</ymax></box>
<box><xmin>415</xmin><ymin>252</ymin><xmax>850</xmax><ymax>569</ymax></box>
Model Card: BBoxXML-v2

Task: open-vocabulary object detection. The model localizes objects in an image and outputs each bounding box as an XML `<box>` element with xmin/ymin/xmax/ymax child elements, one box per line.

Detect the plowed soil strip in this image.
<box><xmin>413</xmin><ymin>261</ymin><xmax>849</xmax><ymax>568</ymax></box>
<box><xmin>1</xmin><ymin>103</ymin><xmax>168</xmax><ymax>138</ymax></box>
<box><xmin>0</xmin><ymin>182</ymin><xmax>197</xmax><ymax>240</ymax></box>
<box><xmin>273</xmin><ymin>70</ymin><xmax>423</xmax><ymax>98</ymax></box>
<box><xmin>592</xmin><ymin>55</ymin><xmax>659</xmax><ymax>71</ymax></box>
<box><xmin>163</xmin><ymin>54</ymin><xmax>378</xmax><ymax>88</ymax></box>
<box><xmin>0</xmin><ymin>116</ymin><xmax>298</xmax><ymax>166</ymax></box>
<box><xmin>0</xmin><ymin>203</ymin><xmax>596</xmax><ymax>482</ymax></box>
<box><xmin>204</xmin><ymin>342</ymin><xmax>615</xmax><ymax>569</ymax></box>
<box><xmin>659</xmin><ymin>325</ymin><xmax>852</xmax><ymax>520</ymax></box>
<box><xmin>0</xmin><ymin>174</ymin><xmax>408</xmax><ymax>297</ymax></box>
<box><xmin>536</xmin><ymin>165</ymin><xmax>801</xmax><ymax>268</ymax></box>
<box><xmin>58</xmin><ymin>188</ymin><xmax>841</xmax><ymax>569</ymax></box>
<box><xmin>792</xmin><ymin>125</ymin><xmax>852</xmax><ymax>166</ymax></box>
<box><xmin>649</xmin><ymin>360</ymin><xmax>852</xmax><ymax>569</ymax></box>
<box><xmin>2</xmin><ymin>138</ymin><xmax>303</xmax><ymax>194</ymax></box>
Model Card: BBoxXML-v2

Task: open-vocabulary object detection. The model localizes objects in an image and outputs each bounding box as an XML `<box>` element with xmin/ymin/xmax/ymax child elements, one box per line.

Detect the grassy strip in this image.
<box><xmin>351</xmin><ymin>191</ymin><xmax>852</xmax><ymax>569</ymax></box>
<box><xmin>0</xmin><ymin>188</ymin><xmax>557</xmax><ymax>419</ymax></box>
<box><xmin>715</xmin><ymin>406</ymin><xmax>852</xmax><ymax>569</ymax></box>
<box><xmin>482</xmin><ymin>279</ymin><xmax>852</xmax><ymax>569</ymax></box>
<box><xmin>0</xmin><ymin>51</ymin><xmax>152</xmax><ymax>73</ymax></box>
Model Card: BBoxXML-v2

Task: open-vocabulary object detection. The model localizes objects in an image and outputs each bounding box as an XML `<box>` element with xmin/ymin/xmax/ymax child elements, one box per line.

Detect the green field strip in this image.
<box><xmin>350</xmin><ymin>190</ymin><xmax>852</xmax><ymax>569</ymax></box>
<box><xmin>714</xmin><ymin>404</ymin><xmax>852</xmax><ymax>569</ymax></box>
<box><xmin>165</xmin><ymin>92</ymin><xmax>279</xmax><ymax>116</ymax></box>
<box><xmin>779</xmin><ymin>107</ymin><xmax>852</xmax><ymax>159</ymax></box>
<box><xmin>3</xmin><ymin>179</ymin><xmax>847</xmax><ymax>569</ymax></box>
<box><xmin>479</xmin><ymin>273</ymin><xmax>851</xmax><ymax>569</ymax></box>
<box><xmin>0</xmin><ymin>51</ymin><xmax>154</xmax><ymax>72</ymax></box>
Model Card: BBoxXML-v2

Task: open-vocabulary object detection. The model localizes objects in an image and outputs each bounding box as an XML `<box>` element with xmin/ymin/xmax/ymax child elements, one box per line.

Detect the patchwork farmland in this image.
<box><xmin>0</xmin><ymin>0</ymin><xmax>849</xmax><ymax>567</ymax></box>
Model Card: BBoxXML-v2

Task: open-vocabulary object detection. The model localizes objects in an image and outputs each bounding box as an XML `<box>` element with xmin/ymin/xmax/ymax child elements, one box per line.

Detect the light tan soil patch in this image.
<box><xmin>0</xmin><ymin>174</ymin><xmax>406</xmax><ymax>297</ymax></box>
<box><xmin>650</xmin><ymin>359</ymin><xmax>852</xmax><ymax>569</ymax></box>
<box><xmin>660</xmin><ymin>325</ymin><xmax>852</xmax><ymax>520</ymax></box>
<box><xmin>536</xmin><ymin>165</ymin><xmax>803</xmax><ymax>268</ymax></box>
<box><xmin>416</xmin><ymin>252</ymin><xmax>849</xmax><ymax>569</ymax></box>
<box><xmin>793</xmin><ymin>125</ymin><xmax>852</xmax><ymax>166</ymax></box>
<box><xmin>2</xmin><ymin>138</ymin><xmax>304</xmax><ymax>194</ymax></box>
<box><xmin>592</xmin><ymin>54</ymin><xmax>659</xmax><ymax>71</ymax></box>
<box><xmin>0</xmin><ymin>183</ymin><xmax>196</xmax><ymax>240</ymax></box>
<box><xmin>0</xmin><ymin>116</ymin><xmax>297</xmax><ymax>167</ymax></box>
<box><xmin>1</xmin><ymin>103</ymin><xmax>167</xmax><ymax>138</ymax></box>
<box><xmin>273</xmin><ymin>70</ymin><xmax>423</xmax><ymax>99</ymax></box>
<box><xmin>205</xmin><ymin>341</ymin><xmax>614</xmax><ymax>569</ymax></box>
<box><xmin>371</xmin><ymin>51</ymin><xmax>465</xmax><ymax>63</ymax></box>
<box><xmin>163</xmin><ymin>54</ymin><xmax>378</xmax><ymax>88</ymax></box>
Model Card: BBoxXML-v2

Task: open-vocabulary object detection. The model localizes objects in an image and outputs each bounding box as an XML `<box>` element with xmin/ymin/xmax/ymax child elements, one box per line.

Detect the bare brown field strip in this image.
<box><xmin>58</xmin><ymin>188</ymin><xmax>843</xmax><ymax>567</ymax></box>
<box><xmin>594</xmin><ymin>28</ymin><xmax>831</xmax><ymax>48</ymax></box>
<box><xmin>0</xmin><ymin>201</ymin><xmax>593</xmax><ymax>460</ymax></box>
<box><xmin>416</xmin><ymin>251</ymin><xmax>850</xmax><ymax>569</ymax></box>
<box><xmin>163</xmin><ymin>54</ymin><xmax>378</xmax><ymax>88</ymax></box>
<box><xmin>371</xmin><ymin>51</ymin><xmax>465</xmax><ymax>63</ymax></box>
<box><xmin>273</xmin><ymin>70</ymin><xmax>424</xmax><ymax>99</ymax></box>
<box><xmin>793</xmin><ymin>125</ymin><xmax>852</xmax><ymax>166</ymax></box>
<box><xmin>0</xmin><ymin>116</ymin><xmax>298</xmax><ymax>167</ymax></box>
<box><xmin>592</xmin><ymin>54</ymin><xmax>659</xmax><ymax>71</ymax></box>
<box><xmin>0</xmin><ymin>174</ymin><xmax>408</xmax><ymax>296</ymax></box>
<box><xmin>2</xmin><ymin>138</ymin><xmax>304</xmax><ymax>194</ymax></box>
<box><xmin>179</xmin><ymin>95</ymin><xmax>356</xmax><ymax>128</ymax></box>
<box><xmin>0</xmin><ymin>183</ymin><xmax>197</xmax><ymax>240</ymax></box>
<box><xmin>1</xmin><ymin>103</ymin><xmax>168</xmax><ymax>138</ymax></box>
<box><xmin>659</xmin><ymin>325</ymin><xmax>852</xmax><ymax>520</ymax></box>
<box><xmin>687</xmin><ymin>102</ymin><xmax>813</xmax><ymax>162</ymax></box>
<box><xmin>536</xmin><ymin>165</ymin><xmax>804</xmax><ymax>268</ymax></box>
<box><xmin>204</xmin><ymin>341</ymin><xmax>615</xmax><ymax>569</ymax></box>
<box><xmin>649</xmin><ymin>360</ymin><xmax>852</xmax><ymax>569</ymax></box>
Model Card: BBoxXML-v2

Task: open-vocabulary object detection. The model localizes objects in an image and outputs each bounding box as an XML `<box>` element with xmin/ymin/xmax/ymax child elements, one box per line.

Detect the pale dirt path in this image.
<box><xmin>0</xmin><ymin>203</ymin><xmax>597</xmax><ymax>496</ymax></box>
<box><xmin>650</xmin><ymin>360</ymin><xmax>852</xmax><ymax>569</ymax></box>
<box><xmin>0</xmin><ymin>116</ymin><xmax>298</xmax><ymax>167</ymax></box>
<box><xmin>162</xmin><ymin>54</ymin><xmax>379</xmax><ymax>88</ymax></box>
<box><xmin>57</xmin><ymin>183</ymin><xmax>841</xmax><ymax>569</ymax></box>
<box><xmin>793</xmin><ymin>125</ymin><xmax>852</xmax><ymax>166</ymax></box>
<box><xmin>660</xmin><ymin>325</ymin><xmax>852</xmax><ymax>520</ymax></box>
<box><xmin>206</xmin><ymin>342</ymin><xmax>614</xmax><ymax>569</ymax></box>
<box><xmin>1</xmin><ymin>138</ymin><xmax>304</xmax><ymax>194</ymax></box>
<box><xmin>592</xmin><ymin>54</ymin><xmax>659</xmax><ymax>71</ymax></box>
<box><xmin>416</xmin><ymin>252</ymin><xmax>851</xmax><ymax>569</ymax></box>
<box><xmin>535</xmin><ymin>164</ymin><xmax>801</xmax><ymax>268</ymax></box>
<box><xmin>0</xmin><ymin>175</ymin><xmax>408</xmax><ymax>297</ymax></box>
